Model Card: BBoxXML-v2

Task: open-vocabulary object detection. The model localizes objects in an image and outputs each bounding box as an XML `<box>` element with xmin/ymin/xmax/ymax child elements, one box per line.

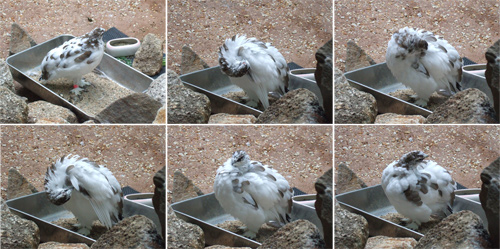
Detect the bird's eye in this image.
<box><xmin>393</xmin><ymin>174</ymin><xmax>398</xmax><ymax>177</ymax></box>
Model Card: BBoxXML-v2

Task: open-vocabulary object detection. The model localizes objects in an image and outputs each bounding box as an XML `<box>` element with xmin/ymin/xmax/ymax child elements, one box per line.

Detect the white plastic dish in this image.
<box><xmin>106</xmin><ymin>37</ymin><xmax>141</xmax><ymax>57</ymax></box>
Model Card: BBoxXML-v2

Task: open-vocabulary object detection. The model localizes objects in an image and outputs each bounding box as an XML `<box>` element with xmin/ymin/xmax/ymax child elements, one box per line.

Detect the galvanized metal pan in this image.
<box><xmin>171</xmin><ymin>192</ymin><xmax>323</xmax><ymax>248</ymax></box>
<box><xmin>6</xmin><ymin>35</ymin><xmax>153</xmax><ymax>122</ymax></box>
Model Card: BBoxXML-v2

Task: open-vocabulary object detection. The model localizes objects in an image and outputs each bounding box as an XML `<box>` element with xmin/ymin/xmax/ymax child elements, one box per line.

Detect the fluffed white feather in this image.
<box><xmin>381</xmin><ymin>151</ymin><xmax>456</xmax><ymax>228</ymax></box>
<box><xmin>44</xmin><ymin>154</ymin><xmax>122</xmax><ymax>235</ymax></box>
<box><xmin>218</xmin><ymin>35</ymin><xmax>288</xmax><ymax>109</ymax></box>
<box><xmin>214</xmin><ymin>150</ymin><xmax>293</xmax><ymax>238</ymax></box>
<box><xmin>386</xmin><ymin>27</ymin><xmax>462</xmax><ymax>107</ymax></box>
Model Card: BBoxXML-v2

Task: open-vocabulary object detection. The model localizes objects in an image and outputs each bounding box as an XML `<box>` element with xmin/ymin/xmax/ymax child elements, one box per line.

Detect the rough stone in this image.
<box><xmin>335</xmin><ymin>201</ymin><xmax>369</xmax><ymax>249</ymax></box>
<box><xmin>1</xmin><ymin>209</ymin><xmax>40</xmax><ymax>249</ymax></box>
<box><xmin>335</xmin><ymin>163</ymin><xmax>368</xmax><ymax>195</ymax></box>
<box><xmin>375</xmin><ymin>113</ymin><xmax>426</xmax><ymax>124</ymax></box>
<box><xmin>181</xmin><ymin>45</ymin><xmax>210</xmax><ymax>75</ymax></box>
<box><xmin>153</xmin><ymin>105</ymin><xmax>166</xmax><ymax>124</ymax></box>
<box><xmin>365</xmin><ymin>236</ymin><xmax>417</xmax><ymax>249</ymax></box>
<box><xmin>1</xmin><ymin>198</ymin><xmax>10</xmax><ymax>215</ymax></box>
<box><xmin>28</xmin><ymin>100</ymin><xmax>78</xmax><ymax>124</ymax></box>
<box><xmin>206</xmin><ymin>246</ymin><xmax>251</xmax><ymax>249</ymax></box>
<box><xmin>345</xmin><ymin>40</ymin><xmax>376</xmax><ymax>72</ymax></box>
<box><xmin>172</xmin><ymin>170</ymin><xmax>204</xmax><ymax>203</ymax></box>
<box><xmin>315</xmin><ymin>168</ymin><xmax>333</xmax><ymax>248</ymax></box>
<box><xmin>38</xmin><ymin>242</ymin><xmax>90</xmax><ymax>249</ymax></box>
<box><xmin>132</xmin><ymin>33</ymin><xmax>163</xmax><ymax>76</ymax></box>
<box><xmin>145</xmin><ymin>72</ymin><xmax>166</xmax><ymax>105</ymax></box>
<box><xmin>315</xmin><ymin>39</ymin><xmax>333</xmax><ymax>123</ymax></box>
<box><xmin>167</xmin><ymin>69</ymin><xmax>182</xmax><ymax>86</ymax></box>
<box><xmin>425</xmin><ymin>88</ymin><xmax>498</xmax><ymax>124</ymax></box>
<box><xmin>152</xmin><ymin>166</ymin><xmax>166</xmax><ymax>240</ymax></box>
<box><xmin>256</xmin><ymin>88</ymin><xmax>327</xmax><ymax>124</ymax></box>
<box><xmin>9</xmin><ymin>22</ymin><xmax>37</xmax><ymax>55</ymax></box>
<box><xmin>334</xmin><ymin>68</ymin><xmax>377</xmax><ymax>123</ymax></box>
<box><xmin>415</xmin><ymin>210</ymin><xmax>491</xmax><ymax>249</ymax></box>
<box><xmin>0</xmin><ymin>86</ymin><xmax>29</xmax><ymax>123</ymax></box>
<box><xmin>95</xmin><ymin>93</ymin><xmax>163</xmax><ymax>123</ymax></box>
<box><xmin>208</xmin><ymin>113</ymin><xmax>257</xmax><ymax>124</ymax></box>
<box><xmin>479</xmin><ymin>157</ymin><xmax>499</xmax><ymax>248</ymax></box>
<box><xmin>167</xmin><ymin>204</ymin><xmax>205</xmax><ymax>249</ymax></box>
<box><xmin>91</xmin><ymin>215</ymin><xmax>163</xmax><ymax>249</ymax></box>
<box><xmin>259</xmin><ymin>219</ymin><xmax>325</xmax><ymax>249</ymax></box>
<box><xmin>7</xmin><ymin>167</ymin><xmax>38</xmax><ymax>200</ymax></box>
<box><xmin>485</xmin><ymin>39</ymin><xmax>500</xmax><ymax>120</ymax></box>
<box><xmin>0</xmin><ymin>59</ymin><xmax>15</xmax><ymax>92</ymax></box>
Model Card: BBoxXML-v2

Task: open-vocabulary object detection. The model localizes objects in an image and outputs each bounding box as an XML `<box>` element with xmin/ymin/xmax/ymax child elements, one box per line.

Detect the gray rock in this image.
<box><xmin>315</xmin><ymin>39</ymin><xmax>333</xmax><ymax>123</ymax></box>
<box><xmin>335</xmin><ymin>201</ymin><xmax>369</xmax><ymax>249</ymax></box>
<box><xmin>172</xmin><ymin>170</ymin><xmax>204</xmax><ymax>203</ymax></box>
<box><xmin>335</xmin><ymin>163</ymin><xmax>368</xmax><ymax>195</ymax></box>
<box><xmin>206</xmin><ymin>246</ymin><xmax>251</xmax><ymax>249</ymax></box>
<box><xmin>0</xmin><ymin>86</ymin><xmax>29</xmax><ymax>123</ymax></box>
<box><xmin>9</xmin><ymin>22</ymin><xmax>37</xmax><ymax>55</ymax></box>
<box><xmin>334</xmin><ymin>68</ymin><xmax>377</xmax><ymax>123</ymax></box>
<box><xmin>485</xmin><ymin>39</ymin><xmax>500</xmax><ymax>120</ymax></box>
<box><xmin>7</xmin><ymin>167</ymin><xmax>38</xmax><ymax>200</ymax></box>
<box><xmin>95</xmin><ymin>93</ymin><xmax>163</xmax><ymax>123</ymax></box>
<box><xmin>479</xmin><ymin>157</ymin><xmax>499</xmax><ymax>248</ymax></box>
<box><xmin>425</xmin><ymin>88</ymin><xmax>498</xmax><ymax>124</ymax></box>
<box><xmin>132</xmin><ymin>34</ymin><xmax>163</xmax><ymax>76</ymax></box>
<box><xmin>0</xmin><ymin>59</ymin><xmax>15</xmax><ymax>92</ymax></box>
<box><xmin>145</xmin><ymin>73</ymin><xmax>166</xmax><ymax>105</ymax></box>
<box><xmin>315</xmin><ymin>168</ymin><xmax>333</xmax><ymax>248</ymax></box>
<box><xmin>181</xmin><ymin>45</ymin><xmax>210</xmax><ymax>75</ymax></box>
<box><xmin>1</xmin><ymin>198</ymin><xmax>10</xmax><ymax>215</ymax></box>
<box><xmin>415</xmin><ymin>210</ymin><xmax>492</xmax><ymax>249</ymax></box>
<box><xmin>28</xmin><ymin>100</ymin><xmax>78</xmax><ymax>124</ymax></box>
<box><xmin>345</xmin><ymin>40</ymin><xmax>376</xmax><ymax>72</ymax></box>
<box><xmin>167</xmin><ymin>74</ymin><xmax>211</xmax><ymax>124</ymax></box>
<box><xmin>259</xmin><ymin>219</ymin><xmax>325</xmax><ymax>249</ymax></box>
<box><xmin>208</xmin><ymin>113</ymin><xmax>257</xmax><ymax>124</ymax></box>
<box><xmin>365</xmin><ymin>236</ymin><xmax>417</xmax><ymax>249</ymax></box>
<box><xmin>167</xmin><ymin>204</ymin><xmax>205</xmax><ymax>249</ymax></box>
<box><xmin>167</xmin><ymin>69</ymin><xmax>182</xmax><ymax>86</ymax></box>
<box><xmin>91</xmin><ymin>215</ymin><xmax>163</xmax><ymax>249</ymax></box>
<box><xmin>375</xmin><ymin>113</ymin><xmax>426</xmax><ymax>124</ymax></box>
<box><xmin>1</xmin><ymin>209</ymin><xmax>40</xmax><ymax>249</ymax></box>
<box><xmin>153</xmin><ymin>105</ymin><xmax>166</xmax><ymax>124</ymax></box>
<box><xmin>256</xmin><ymin>88</ymin><xmax>327</xmax><ymax>124</ymax></box>
<box><xmin>153</xmin><ymin>167</ymin><xmax>166</xmax><ymax>240</ymax></box>
<box><xmin>38</xmin><ymin>242</ymin><xmax>90</xmax><ymax>249</ymax></box>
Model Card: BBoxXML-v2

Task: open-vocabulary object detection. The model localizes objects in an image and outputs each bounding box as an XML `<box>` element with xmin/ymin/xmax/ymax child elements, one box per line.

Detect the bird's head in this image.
<box><xmin>231</xmin><ymin>150</ymin><xmax>251</xmax><ymax>169</ymax></box>
<box><xmin>219</xmin><ymin>56</ymin><xmax>250</xmax><ymax>78</ymax></box>
<box><xmin>44</xmin><ymin>159</ymin><xmax>74</xmax><ymax>206</ymax></box>
<box><xmin>397</xmin><ymin>150</ymin><xmax>428</xmax><ymax>169</ymax></box>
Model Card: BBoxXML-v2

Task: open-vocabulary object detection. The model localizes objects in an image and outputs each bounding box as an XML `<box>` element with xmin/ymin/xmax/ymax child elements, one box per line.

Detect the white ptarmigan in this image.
<box><xmin>381</xmin><ymin>151</ymin><xmax>456</xmax><ymax>229</ymax></box>
<box><xmin>213</xmin><ymin>150</ymin><xmax>293</xmax><ymax>239</ymax></box>
<box><xmin>44</xmin><ymin>154</ymin><xmax>123</xmax><ymax>235</ymax></box>
<box><xmin>218</xmin><ymin>35</ymin><xmax>289</xmax><ymax>109</ymax></box>
<box><xmin>39</xmin><ymin>27</ymin><xmax>105</xmax><ymax>95</ymax></box>
<box><xmin>386</xmin><ymin>27</ymin><xmax>462</xmax><ymax>107</ymax></box>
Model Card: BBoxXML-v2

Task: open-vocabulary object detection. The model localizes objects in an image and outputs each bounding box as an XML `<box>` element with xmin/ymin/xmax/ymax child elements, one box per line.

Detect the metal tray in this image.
<box><xmin>335</xmin><ymin>185</ymin><xmax>488</xmax><ymax>240</ymax></box>
<box><xmin>344</xmin><ymin>63</ymin><xmax>494</xmax><ymax>117</ymax></box>
<box><xmin>179</xmin><ymin>66</ymin><xmax>323</xmax><ymax>117</ymax></box>
<box><xmin>6</xmin><ymin>35</ymin><xmax>153</xmax><ymax>122</ymax></box>
<box><xmin>6</xmin><ymin>191</ymin><xmax>161</xmax><ymax>246</ymax></box>
<box><xmin>171</xmin><ymin>193</ymin><xmax>323</xmax><ymax>248</ymax></box>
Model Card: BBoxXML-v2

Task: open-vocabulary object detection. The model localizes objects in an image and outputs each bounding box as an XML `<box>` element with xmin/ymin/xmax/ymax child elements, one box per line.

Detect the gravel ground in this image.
<box><xmin>1</xmin><ymin>125</ymin><xmax>166</xmax><ymax>200</ymax></box>
<box><xmin>167</xmin><ymin>125</ymin><xmax>333</xmax><ymax>203</ymax></box>
<box><xmin>1</xmin><ymin>0</ymin><xmax>165</xmax><ymax>59</ymax></box>
<box><xmin>335</xmin><ymin>125</ymin><xmax>500</xmax><ymax>189</ymax></box>
<box><xmin>167</xmin><ymin>0</ymin><xmax>333</xmax><ymax>73</ymax></box>
<box><xmin>335</xmin><ymin>0</ymin><xmax>500</xmax><ymax>72</ymax></box>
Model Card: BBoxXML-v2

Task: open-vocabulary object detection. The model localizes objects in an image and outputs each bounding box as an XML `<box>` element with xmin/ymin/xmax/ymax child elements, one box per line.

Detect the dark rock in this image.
<box><xmin>345</xmin><ymin>40</ymin><xmax>376</xmax><ymax>72</ymax></box>
<box><xmin>7</xmin><ymin>167</ymin><xmax>38</xmax><ymax>199</ymax></box>
<box><xmin>145</xmin><ymin>73</ymin><xmax>166</xmax><ymax>105</ymax></box>
<box><xmin>259</xmin><ymin>219</ymin><xmax>325</xmax><ymax>249</ymax></box>
<box><xmin>38</xmin><ymin>242</ymin><xmax>90</xmax><ymax>249</ymax></box>
<box><xmin>95</xmin><ymin>93</ymin><xmax>163</xmax><ymax>123</ymax></box>
<box><xmin>425</xmin><ymin>88</ymin><xmax>498</xmax><ymax>124</ymax></box>
<box><xmin>91</xmin><ymin>215</ymin><xmax>163</xmax><ymax>249</ymax></box>
<box><xmin>0</xmin><ymin>86</ymin><xmax>29</xmax><ymax>123</ymax></box>
<box><xmin>153</xmin><ymin>105</ymin><xmax>166</xmax><ymax>124</ymax></box>
<box><xmin>167</xmin><ymin>204</ymin><xmax>205</xmax><ymax>249</ymax></box>
<box><xmin>28</xmin><ymin>100</ymin><xmax>78</xmax><ymax>124</ymax></box>
<box><xmin>132</xmin><ymin>34</ymin><xmax>163</xmax><ymax>76</ymax></box>
<box><xmin>208</xmin><ymin>113</ymin><xmax>257</xmax><ymax>124</ymax></box>
<box><xmin>375</xmin><ymin>113</ymin><xmax>426</xmax><ymax>124</ymax></box>
<box><xmin>334</xmin><ymin>68</ymin><xmax>377</xmax><ymax>123</ymax></box>
<box><xmin>256</xmin><ymin>88</ymin><xmax>327</xmax><ymax>124</ymax></box>
<box><xmin>172</xmin><ymin>170</ymin><xmax>204</xmax><ymax>203</ymax></box>
<box><xmin>415</xmin><ymin>210</ymin><xmax>491</xmax><ymax>249</ymax></box>
<box><xmin>334</xmin><ymin>201</ymin><xmax>369</xmax><ymax>249</ymax></box>
<box><xmin>479</xmin><ymin>157</ymin><xmax>499</xmax><ymax>248</ymax></box>
<box><xmin>485</xmin><ymin>39</ymin><xmax>500</xmax><ymax>120</ymax></box>
<box><xmin>365</xmin><ymin>236</ymin><xmax>417</xmax><ymax>249</ymax></box>
<box><xmin>153</xmin><ymin>166</ymin><xmax>166</xmax><ymax>240</ymax></box>
<box><xmin>335</xmin><ymin>163</ymin><xmax>368</xmax><ymax>195</ymax></box>
<box><xmin>315</xmin><ymin>168</ymin><xmax>333</xmax><ymax>248</ymax></box>
<box><xmin>181</xmin><ymin>45</ymin><xmax>210</xmax><ymax>75</ymax></box>
<box><xmin>9</xmin><ymin>22</ymin><xmax>37</xmax><ymax>55</ymax></box>
<box><xmin>0</xmin><ymin>59</ymin><xmax>15</xmax><ymax>92</ymax></box>
<box><xmin>315</xmin><ymin>39</ymin><xmax>333</xmax><ymax>123</ymax></box>
<box><xmin>1</xmin><ymin>208</ymin><xmax>40</xmax><ymax>249</ymax></box>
